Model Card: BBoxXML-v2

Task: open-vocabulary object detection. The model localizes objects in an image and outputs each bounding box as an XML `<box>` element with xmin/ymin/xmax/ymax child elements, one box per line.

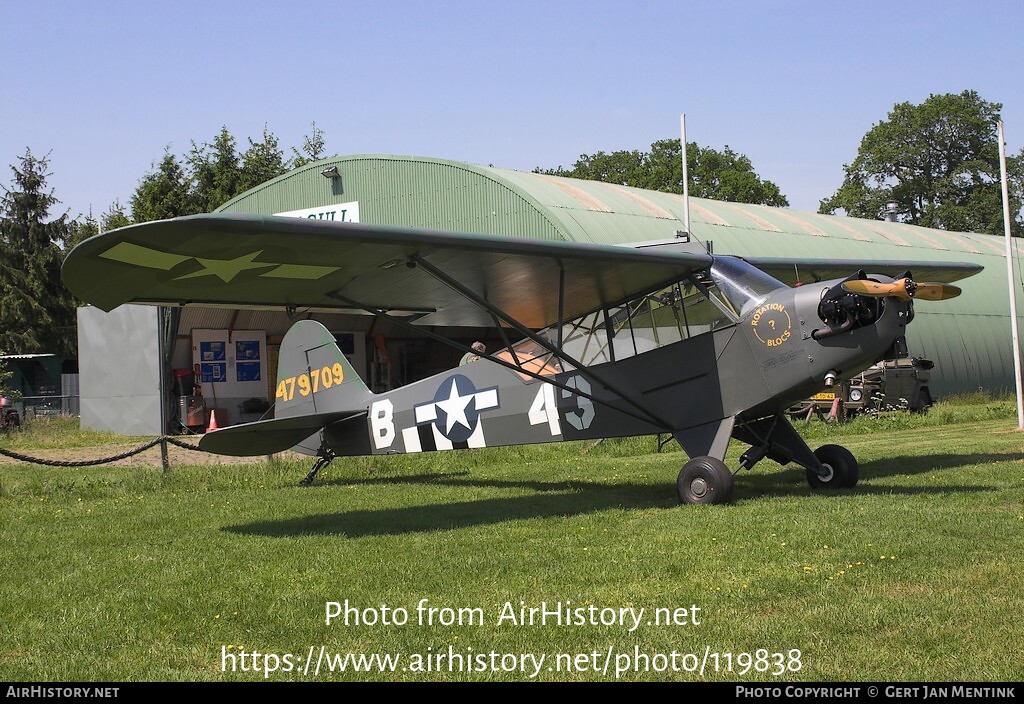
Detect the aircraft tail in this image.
<box><xmin>273</xmin><ymin>319</ymin><xmax>373</xmax><ymax>418</ymax></box>
<box><xmin>199</xmin><ymin>320</ymin><xmax>374</xmax><ymax>456</ymax></box>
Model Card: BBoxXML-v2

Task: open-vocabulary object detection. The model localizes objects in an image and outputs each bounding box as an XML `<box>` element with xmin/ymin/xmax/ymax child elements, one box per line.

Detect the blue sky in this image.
<box><xmin>2</xmin><ymin>0</ymin><xmax>1022</xmax><ymax>220</ymax></box>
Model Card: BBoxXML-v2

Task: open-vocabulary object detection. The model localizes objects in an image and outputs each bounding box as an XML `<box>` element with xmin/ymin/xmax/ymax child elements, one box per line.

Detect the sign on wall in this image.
<box><xmin>275</xmin><ymin>202</ymin><xmax>359</xmax><ymax>222</ymax></box>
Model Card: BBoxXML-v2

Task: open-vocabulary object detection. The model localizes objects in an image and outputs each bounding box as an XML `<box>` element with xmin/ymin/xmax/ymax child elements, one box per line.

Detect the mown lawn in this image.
<box><xmin>1</xmin><ymin>399</ymin><xmax>1022</xmax><ymax>682</ymax></box>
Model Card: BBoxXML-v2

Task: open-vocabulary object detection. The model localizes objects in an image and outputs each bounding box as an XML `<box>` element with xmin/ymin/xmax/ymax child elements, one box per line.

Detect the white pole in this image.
<box><xmin>997</xmin><ymin>120</ymin><xmax>1024</xmax><ymax>430</ymax></box>
<box><xmin>680</xmin><ymin>113</ymin><xmax>691</xmax><ymax>235</ymax></box>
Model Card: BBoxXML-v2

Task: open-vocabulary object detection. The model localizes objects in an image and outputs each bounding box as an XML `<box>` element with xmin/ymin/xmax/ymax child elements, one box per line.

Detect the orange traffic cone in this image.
<box><xmin>207</xmin><ymin>409</ymin><xmax>220</xmax><ymax>432</ymax></box>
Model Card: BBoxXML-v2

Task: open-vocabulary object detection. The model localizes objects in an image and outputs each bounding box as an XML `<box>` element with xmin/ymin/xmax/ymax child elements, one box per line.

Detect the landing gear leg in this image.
<box><xmin>300</xmin><ymin>444</ymin><xmax>336</xmax><ymax>486</ymax></box>
<box><xmin>733</xmin><ymin>414</ymin><xmax>859</xmax><ymax>492</ymax></box>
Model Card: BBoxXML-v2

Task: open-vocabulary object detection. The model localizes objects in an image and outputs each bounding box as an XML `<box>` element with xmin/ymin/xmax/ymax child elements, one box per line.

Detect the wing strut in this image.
<box><xmin>406</xmin><ymin>254</ymin><xmax>673</xmax><ymax>429</ymax></box>
<box><xmin>325</xmin><ymin>288</ymin><xmax>663</xmax><ymax>428</ymax></box>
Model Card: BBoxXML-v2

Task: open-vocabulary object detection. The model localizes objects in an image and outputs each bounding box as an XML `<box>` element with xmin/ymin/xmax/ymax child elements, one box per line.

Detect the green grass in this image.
<box><xmin>0</xmin><ymin>415</ymin><xmax>129</xmax><ymax>450</ymax></box>
<box><xmin>1</xmin><ymin>404</ymin><xmax>1023</xmax><ymax>682</ymax></box>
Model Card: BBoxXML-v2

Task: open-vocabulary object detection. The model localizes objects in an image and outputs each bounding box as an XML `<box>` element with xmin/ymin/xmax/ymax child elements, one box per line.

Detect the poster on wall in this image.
<box><xmin>199</xmin><ymin>341</ymin><xmax>226</xmax><ymax>382</ymax></box>
<box><xmin>235</xmin><ymin>341</ymin><xmax>261</xmax><ymax>382</ymax></box>
<box><xmin>191</xmin><ymin>330</ymin><xmax>268</xmax><ymax>417</ymax></box>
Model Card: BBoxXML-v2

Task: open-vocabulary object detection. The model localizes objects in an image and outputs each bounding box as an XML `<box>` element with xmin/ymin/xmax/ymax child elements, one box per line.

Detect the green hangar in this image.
<box><xmin>77</xmin><ymin>155</ymin><xmax>1019</xmax><ymax>435</ymax></box>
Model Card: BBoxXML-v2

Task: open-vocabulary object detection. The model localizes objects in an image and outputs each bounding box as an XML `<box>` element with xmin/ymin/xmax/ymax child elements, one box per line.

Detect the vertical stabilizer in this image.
<box><xmin>274</xmin><ymin>320</ymin><xmax>373</xmax><ymax>418</ymax></box>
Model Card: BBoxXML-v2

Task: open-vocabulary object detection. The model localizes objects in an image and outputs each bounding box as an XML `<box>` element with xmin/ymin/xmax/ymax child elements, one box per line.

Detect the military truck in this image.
<box><xmin>791</xmin><ymin>356</ymin><xmax>934</xmax><ymax>420</ymax></box>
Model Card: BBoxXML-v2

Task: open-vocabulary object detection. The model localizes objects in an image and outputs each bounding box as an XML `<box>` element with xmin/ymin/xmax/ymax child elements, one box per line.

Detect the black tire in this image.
<box><xmin>912</xmin><ymin>389</ymin><xmax>932</xmax><ymax>414</ymax></box>
<box><xmin>677</xmin><ymin>456</ymin><xmax>735</xmax><ymax>505</ymax></box>
<box><xmin>807</xmin><ymin>444</ymin><xmax>859</xmax><ymax>490</ymax></box>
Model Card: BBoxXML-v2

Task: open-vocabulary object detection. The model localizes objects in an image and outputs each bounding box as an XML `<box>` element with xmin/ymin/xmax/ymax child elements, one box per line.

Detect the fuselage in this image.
<box><xmin>351</xmin><ymin>258</ymin><xmax>911</xmax><ymax>456</ymax></box>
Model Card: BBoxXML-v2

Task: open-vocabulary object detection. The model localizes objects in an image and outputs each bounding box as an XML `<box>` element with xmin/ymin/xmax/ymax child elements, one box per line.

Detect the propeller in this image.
<box><xmin>841</xmin><ymin>278</ymin><xmax>961</xmax><ymax>301</ymax></box>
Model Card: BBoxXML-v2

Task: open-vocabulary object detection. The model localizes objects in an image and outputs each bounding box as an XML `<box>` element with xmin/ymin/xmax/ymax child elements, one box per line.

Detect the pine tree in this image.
<box><xmin>240</xmin><ymin>125</ymin><xmax>287</xmax><ymax>192</ymax></box>
<box><xmin>187</xmin><ymin>126</ymin><xmax>241</xmax><ymax>212</ymax></box>
<box><xmin>130</xmin><ymin>148</ymin><xmax>194</xmax><ymax>223</ymax></box>
<box><xmin>0</xmin><ymin>149</ymin><xmax>76</xmax><ymax>354</ymax></box>
<box><xmin>290</xmin><ymin>121</ymin><xmax>328</xmax><ymax>168</ymax></box>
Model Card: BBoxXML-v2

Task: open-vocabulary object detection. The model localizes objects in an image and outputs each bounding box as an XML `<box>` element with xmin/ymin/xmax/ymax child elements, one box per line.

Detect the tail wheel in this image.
<box><xmin>807</xmin><ymin>444</ymin><xmax>859</xmax><ymax>490</ymax></box>
<box><xmin>677</xmin><ymin>456</ymin><xmax>735</xmax><ymax>505</ymax></box>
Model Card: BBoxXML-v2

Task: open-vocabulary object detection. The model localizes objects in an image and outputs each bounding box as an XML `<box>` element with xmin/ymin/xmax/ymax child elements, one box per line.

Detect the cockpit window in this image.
<box><xmin>490</xmin><ymin>257</ymin><xmax>787</xmax><ymax>378</ymax></box>
<box><xmin>709</xmin><ymin>257</ymin><xmax>787</xmax><ymax>318</ymax></box>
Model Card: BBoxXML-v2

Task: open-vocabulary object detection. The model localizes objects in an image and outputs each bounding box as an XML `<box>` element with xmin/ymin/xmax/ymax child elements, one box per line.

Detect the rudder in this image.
<box><xmin>274</xmin><ymin>320</ymin><xmax>373</xmax><ymax>419</ymax></box>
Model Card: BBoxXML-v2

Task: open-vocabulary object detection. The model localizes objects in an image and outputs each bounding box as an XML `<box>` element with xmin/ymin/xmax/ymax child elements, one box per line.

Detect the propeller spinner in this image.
<box><xmin>841</xmin><ymin>278</ymin><xmax>961</xmax><ymax>301</ymax></box>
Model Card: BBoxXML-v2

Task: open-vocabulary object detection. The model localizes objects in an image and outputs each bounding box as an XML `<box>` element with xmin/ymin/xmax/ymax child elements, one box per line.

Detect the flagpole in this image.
<box><xmin>997</xmin><ymin>119</ymin><xmax>1024</xmax><ymax>430</ymax></box>
<box><xmin>680</xmin><ymin>113</ymin><xmax>690</xmax><ymax>236</ymax></box>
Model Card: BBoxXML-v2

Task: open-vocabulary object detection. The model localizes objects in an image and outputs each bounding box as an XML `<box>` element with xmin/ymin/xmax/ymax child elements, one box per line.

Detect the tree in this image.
<box><xmin>820</xmin><ymin>90</ymin><xmax>1024</xmax><ymax>236</ymax></box>
<box><xmin>0</xmin><ymin>347</ymin><xmax>13</xmax><ymax>401</ymax></box>
<box><xmin>187</xmin><ymin>126</ymin><xmax>241</xmax><ymax>213</ymax></box>
<box><xmin>290</xmin><ymin>121</ymin><xmax>328</xmax><ymax>168</ymax></box>
<box><xmin>67</xmin><ymin>200</ymin><xmax>132</xmax><ymax>250</ymax></box>
<box><xmin>537</xmin><ymin>138</ymin><xmax>789</xmax><ymax>206</ymax></box>
<box><xmin>239</xmin><ymin>125</ymin><xmax>287</xmax><ymax>192</ymax></box>
<box><xmin>0</xmin><ymin>149</ymin><xmax>76</xmax><ymax>355</ymax></box>
<box><xmin>130</xmin><ymin>148</ymin><xmax>194</xmax><ymax>223</ymax></box>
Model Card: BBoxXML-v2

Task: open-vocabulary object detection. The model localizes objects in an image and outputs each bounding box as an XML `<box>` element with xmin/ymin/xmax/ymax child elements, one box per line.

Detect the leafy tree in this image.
<box><xmin>290</xmin><ymin>121</ymin><xmax>328</xmax><ymax>168</ymax></box>
<box><xmin>187</xmin><ymin>126</ymin><xmax>241</xmax><ymax>213</ymax></box>
<box><xmin>240</xmin><ymin>125</ymin><xmax>287</xmax><ymax>192</ymax></box>
<box><xmin>0</xmin><ymin>149</ymin><xmax>76</xmax><ymax>354</ymax></box>
<box><xmin>820</xmin><ymin>90</ymin><xmax>1024</xmax><ymax>236</ymax></box>
<box><xmin>537</xmin><ymin>138</ymin><xmax>789</xmax><ymax>206</ymax></box>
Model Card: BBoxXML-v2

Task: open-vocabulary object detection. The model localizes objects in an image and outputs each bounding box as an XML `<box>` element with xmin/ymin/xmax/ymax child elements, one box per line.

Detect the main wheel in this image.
<box><xmin>677</xmin><ymin>456</ymin><xmax>735</xmax><ymax>505</ymax></box>
<box><xmin>806</xmin><ymin>444</ymin><xmax>859</xmax><ymax>490</ymax></box>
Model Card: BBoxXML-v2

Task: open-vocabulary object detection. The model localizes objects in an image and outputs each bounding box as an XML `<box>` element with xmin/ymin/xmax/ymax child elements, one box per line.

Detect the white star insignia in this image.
<box><xmin>434</xmin><ymin>380</ymin><xmax>474</xmax><ymax>433</ymax></box>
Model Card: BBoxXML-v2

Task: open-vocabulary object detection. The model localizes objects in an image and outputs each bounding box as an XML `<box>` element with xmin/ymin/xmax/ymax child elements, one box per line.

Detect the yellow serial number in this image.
<box><xmin>276</xmin><ymin>362</ymin><xmax>345</xmax><ymax>402</ymax></box>
<box><xmin>811</xmin><ymin>392</ymin><xmax>836</xmax><ymax>401</ymax></box>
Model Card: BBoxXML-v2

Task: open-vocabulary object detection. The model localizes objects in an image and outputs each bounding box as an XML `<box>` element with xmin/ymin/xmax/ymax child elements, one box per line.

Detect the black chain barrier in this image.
<box><xmin>0</xmin><ymin>435</ymin><xmax>204</xmax><ymax>467</ymax></box>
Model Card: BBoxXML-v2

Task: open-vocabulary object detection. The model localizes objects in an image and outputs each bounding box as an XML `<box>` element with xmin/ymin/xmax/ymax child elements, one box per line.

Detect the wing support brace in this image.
<box><xmin>407</xmin><ymin>254</ymin><xmax>672</xmax><ymax>428</ymax></box>
<box><xmin>325</xmin><ymin>259</ymin><xmax>671</xmax><ymax>429</ymax></box>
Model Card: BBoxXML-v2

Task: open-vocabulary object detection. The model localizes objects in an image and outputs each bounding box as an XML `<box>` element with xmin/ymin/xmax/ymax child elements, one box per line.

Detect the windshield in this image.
<box><xmin>709</xmin><ymin>257</ymin><xmax>787</xmax><ymax>317</ymax></box>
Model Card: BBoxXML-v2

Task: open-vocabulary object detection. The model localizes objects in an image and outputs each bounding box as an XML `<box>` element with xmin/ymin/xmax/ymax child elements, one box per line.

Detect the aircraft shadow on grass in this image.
<box><xmin>225</xmin><ymin>451</ymin><xmax>1008</xmax><ymax>539</ymax></box>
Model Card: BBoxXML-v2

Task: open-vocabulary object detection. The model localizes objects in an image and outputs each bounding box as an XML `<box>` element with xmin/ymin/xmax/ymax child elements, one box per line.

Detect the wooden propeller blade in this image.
<box><xmin>841</xmin><ymin>278</ymin><xmax>914</xmax><ymax>300</ymax></box>
<box><xmin>913</xmin><ymin>282</ymin><xmax>962</xmax><ymax>301</ymax></box>
<box><xmin>841</xmin><ymin>278</ymin><xmax>961</xmax><ymax>301</ymax></box>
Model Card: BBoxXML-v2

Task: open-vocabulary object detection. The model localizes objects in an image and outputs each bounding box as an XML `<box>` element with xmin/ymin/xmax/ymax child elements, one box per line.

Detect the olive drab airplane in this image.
<box><xmin>62</xmin><ymin>214</ymin><xmax>982</xmax><ymax>504</ymax></box>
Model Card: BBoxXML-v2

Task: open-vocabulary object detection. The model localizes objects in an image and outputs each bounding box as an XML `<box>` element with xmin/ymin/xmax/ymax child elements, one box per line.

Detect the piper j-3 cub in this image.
<box><xmin>62</xmin><ymin>214</ymin><xmax>981</xmax><ymax>504</ymax></box>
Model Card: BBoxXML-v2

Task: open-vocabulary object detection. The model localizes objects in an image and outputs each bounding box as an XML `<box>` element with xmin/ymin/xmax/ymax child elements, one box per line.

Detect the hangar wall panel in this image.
<box><xmin>78</xmin><ymin>304</ymin><xmax>163</xmax><ymax>436</ymax></box>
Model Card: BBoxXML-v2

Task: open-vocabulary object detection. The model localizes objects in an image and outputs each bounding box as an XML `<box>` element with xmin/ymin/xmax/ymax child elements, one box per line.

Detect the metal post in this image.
<box><xmin>998</xmin><ymin>120</ymin><xmax>1024</xmax><ymax>430</ymax></box>
<box><xmin>680</xmin><ymin>113</ymin><xmax>691</xmax><ymax>235</ymax></box>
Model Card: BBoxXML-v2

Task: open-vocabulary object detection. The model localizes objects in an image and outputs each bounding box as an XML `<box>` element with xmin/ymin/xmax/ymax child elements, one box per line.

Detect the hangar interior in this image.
<box><xmin>78</xmin><ymin>154</ymin><xmax>1024</xmax><ymax>435</ymax></box>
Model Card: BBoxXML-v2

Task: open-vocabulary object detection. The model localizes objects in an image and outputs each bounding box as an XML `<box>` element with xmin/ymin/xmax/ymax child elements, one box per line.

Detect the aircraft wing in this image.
<box><xmin>62</xmin><ymin>214</ymin><xmax>713</xmax><ymax>328</ymax></box>
<box><xmin>740</xmin><ymin>257</ymin><xmax>984</xmax><ymax>287</ymax></box>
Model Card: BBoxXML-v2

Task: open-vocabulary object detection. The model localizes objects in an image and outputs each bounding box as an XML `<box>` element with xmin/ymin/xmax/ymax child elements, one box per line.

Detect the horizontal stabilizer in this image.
<box><xmin>199</xmin><ymin>411</ymin><xmax>366</xmax><ymax>456</ymax></box>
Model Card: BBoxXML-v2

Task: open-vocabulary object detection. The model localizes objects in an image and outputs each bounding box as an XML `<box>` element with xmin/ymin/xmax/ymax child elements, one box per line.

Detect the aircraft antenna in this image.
<box><xmin>680</xmin><ymin>113</ymin><xmax>691</xmax><ymax>236</ymax></box>
<box><xmin>998</xmin><ymin>119</ymin><xmax>1024</xmax><ymax>430</ymax></box>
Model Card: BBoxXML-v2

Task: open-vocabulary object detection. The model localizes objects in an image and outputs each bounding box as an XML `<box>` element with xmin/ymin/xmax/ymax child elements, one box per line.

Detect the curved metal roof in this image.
<box><xmin>218</xmin><ymin>154</ymin><xmax>1023</xmax><ymax>396</ymax></box>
